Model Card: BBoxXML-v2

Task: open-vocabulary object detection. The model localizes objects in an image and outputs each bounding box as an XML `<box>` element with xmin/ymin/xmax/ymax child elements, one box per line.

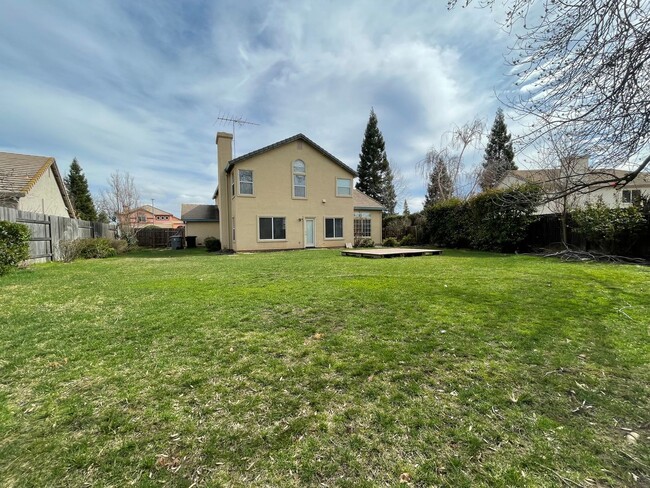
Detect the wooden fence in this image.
<box><xmin>0</xmin><ymin>206</ymin><xmax>114</xmax><ymax>263</ymax></box>
<box><xmin>523</xmin><ymin>213</ymin><xmax>650</xmax><ymax>258</ymax></box>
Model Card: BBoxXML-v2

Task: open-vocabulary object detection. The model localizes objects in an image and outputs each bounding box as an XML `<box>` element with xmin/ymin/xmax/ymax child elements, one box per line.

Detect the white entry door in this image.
<box><xmin>305</xmin><ymin>218</ymin><xmax>315</xmax><ymax>247</ymax></box>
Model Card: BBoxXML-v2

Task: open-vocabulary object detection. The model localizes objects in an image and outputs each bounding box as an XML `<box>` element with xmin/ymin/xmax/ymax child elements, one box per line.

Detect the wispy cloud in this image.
<box><xmin>0</xmin><ymin>0</ymin><xmax>516</xmax><ymax>213</ymax></box>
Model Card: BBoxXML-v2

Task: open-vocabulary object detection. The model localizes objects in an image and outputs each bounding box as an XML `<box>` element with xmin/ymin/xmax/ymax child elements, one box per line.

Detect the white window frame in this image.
<box><xmin>324</xmin><ymin>217</ymin><xmax>344</xmax><ymax>240</ymax></box>
<box><xmin>354</xmin><ymin>212</ymin><xmax>372</xmax><ymax>238</ymax></box>
<box><xmin>231</xmin><ymin>174</ymin><xmax>235</xmax><ymax>199</ymax></box>
<box><xmin>336</xmin><ymin>177</ymin><xmax>352</xmax><ymax>197</ymax></box>
<box><xmin>292</xmin><ymin>160</ymin><xmax>306</xmax><ymax>199</ymax></box>
<box><xmin>622</xmin><ymin>189</ymin><xmax>641</xmax><ymax>204</ymax></box>
<box><xmin>238</xmin><ymin>169</ymin><xmax>254</xmax><ymax>196</ymax></box>
<box><xmin>258</xmin><ymin>216</ymin><xmax>287</xmax><ymax>241</ymax></box>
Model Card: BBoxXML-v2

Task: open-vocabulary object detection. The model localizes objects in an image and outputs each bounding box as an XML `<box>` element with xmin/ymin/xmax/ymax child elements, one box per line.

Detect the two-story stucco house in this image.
<box><xmin>210</xmin><ymin>132</ymin><xmax>383</xmax><ymax>252</ymax></box>
<box><xmin>0</xmin><ymin>151</ymin><xmax>75</xmax><ymax>218</ymax></box>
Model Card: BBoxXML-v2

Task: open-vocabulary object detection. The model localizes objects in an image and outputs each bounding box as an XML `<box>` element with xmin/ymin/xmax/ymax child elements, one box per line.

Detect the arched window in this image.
<box><xmin>293</xmin><ymin>160</ymin><xmax>306</xmax><ymax>198</ymax></box>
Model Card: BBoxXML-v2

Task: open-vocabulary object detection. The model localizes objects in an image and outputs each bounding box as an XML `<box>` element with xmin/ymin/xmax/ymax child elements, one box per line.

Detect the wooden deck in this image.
<box><xmin>341</xmin><ymin>248</ymin><xmax>443</xmax><ymax>259</ymax></box>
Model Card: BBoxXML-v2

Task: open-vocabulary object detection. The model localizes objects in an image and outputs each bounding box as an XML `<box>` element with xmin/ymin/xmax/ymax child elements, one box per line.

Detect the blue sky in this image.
<box><xmin>0</xmin><ymin>0</ymin><xmax>517</xmax><ymax>215</ymax></box>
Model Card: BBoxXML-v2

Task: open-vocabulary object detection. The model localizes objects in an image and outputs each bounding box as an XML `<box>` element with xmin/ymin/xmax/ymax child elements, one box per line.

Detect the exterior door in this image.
<box><xmin>305</xmin><ymin>218</ymin><xmax>315</xmax><ymax>248</ymax></box>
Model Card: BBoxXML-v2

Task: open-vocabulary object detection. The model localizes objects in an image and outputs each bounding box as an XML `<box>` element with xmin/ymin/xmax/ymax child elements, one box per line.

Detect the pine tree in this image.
<box><xmin>65</xmin><ymin>158</ymin><xmax>98</xmax><ymax>221</ymax></box>
<box><xmin>403</xmin><ymin>200</ymin><xmax>410</xmax><ymax>216</ymax></box>
<box><xmin>480</xmin><ymin>108</ymin><xmax>516</xmax><ymax>190</ymax></box>
<box><xmin>423</xmin><ymin>152</ymin><xmax>454</xmax><ymax>207</ymax></box>
<box><xmin>356</xmin><ymin>108</ymin><xmax>396</xmax><ymax>213</ymax></box>
<box><xmin>381</xmin><ymin>157</ymin><xmax>397</xmax><ymax>215</ymax></box>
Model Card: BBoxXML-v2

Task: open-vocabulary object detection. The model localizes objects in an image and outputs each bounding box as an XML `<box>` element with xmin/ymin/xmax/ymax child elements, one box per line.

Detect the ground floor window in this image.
<box><xmin>622</xmin><ymin>189</ymin><xmax>642</xmax><ymax>204</ymax></box>
<box><xmin>354</xmin><ymin>212</ymin><xmax>372</xmax><ymax>237</ymax></box>
<box><xmin>259</xmin><ymin>217</ymin><xmax>286</xmax><ymax>240</ymax></box>
<box><xmin>325</xmin><ymin>217</ymin><xmax>343</xmax><ymax>239</ymax></box>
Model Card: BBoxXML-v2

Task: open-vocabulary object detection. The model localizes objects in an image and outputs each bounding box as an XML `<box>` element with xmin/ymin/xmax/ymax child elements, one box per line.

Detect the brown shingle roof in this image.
<box><xmin>353</xmin><ymin>189</ymin><xmax>384</xmax><ymax>210</ymax></box>
<box><xmin>0</xmin><ymin>151</ymin><xmax>55</xmax><ymax>194</ymax></box>
<box><xmin>0</xmin><ymin>151</ymin><xmax>75</xmax><ymax>217</ymax></box>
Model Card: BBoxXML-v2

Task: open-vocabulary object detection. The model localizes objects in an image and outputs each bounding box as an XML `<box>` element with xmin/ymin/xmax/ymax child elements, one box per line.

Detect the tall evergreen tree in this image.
<box><xmin>65</xmin><ymin>158</ymin><xmax>98</xmax><ymax>221</ymax></box>
<box><xmin>480</xmin><ymin>108</ymin><xmax>516</xmax><ymax>190</ymax></box>
<box><xmin>402</xmin><ymin>199</ymin><xmax>410</xmax><ymax>216</ymax></box>
<box><xmin>356</xmin><ymin>108</ymin><xmax>396</xmax><ymax>213</ymax></box>
<box><xmin>423</xmin><ymin>152</ymin><xmax>454</xmax><ymax>207</ymax></box>
<box><xmin>381</xmin><ymin>157</ymin><xmax>397</xmax><ymax>215</ymax></box>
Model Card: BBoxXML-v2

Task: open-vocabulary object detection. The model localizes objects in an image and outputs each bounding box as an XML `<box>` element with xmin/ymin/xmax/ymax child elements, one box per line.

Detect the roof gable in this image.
<box><xmin>225</xmin><ymin>134</ymin><xmax>357</xmax><ymax>177</ymax></box>
<box><xmin>0</xmin><ymin>151</ymin><xmax>76</xmax><ymax>218</ymax></box>
<box><xmin>353</xmin><ymin>189</ymin><xmax>384</xmax><ymax>210</ymax></box>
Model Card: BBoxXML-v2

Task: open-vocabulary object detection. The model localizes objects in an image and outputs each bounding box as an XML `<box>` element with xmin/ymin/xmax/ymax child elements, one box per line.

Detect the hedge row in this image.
<box><xmin>423</xmin><ymin>185</ymin><xmax>542</xmax><ymax>252</ymax></box>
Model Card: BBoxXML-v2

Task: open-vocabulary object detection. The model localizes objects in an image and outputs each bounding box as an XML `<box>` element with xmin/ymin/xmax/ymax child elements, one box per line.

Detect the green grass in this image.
<box><xmin>1</xmin><ymin>248</ymin><xmax>648</xmax><ymax>487</ymax></box>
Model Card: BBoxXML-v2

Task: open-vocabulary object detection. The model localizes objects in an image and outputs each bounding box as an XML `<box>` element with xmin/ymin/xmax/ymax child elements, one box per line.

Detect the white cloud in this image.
<box><xmin>0</xmin><ymin>0</ymin><xmax>516</xmax><ymax>214</ymax></box>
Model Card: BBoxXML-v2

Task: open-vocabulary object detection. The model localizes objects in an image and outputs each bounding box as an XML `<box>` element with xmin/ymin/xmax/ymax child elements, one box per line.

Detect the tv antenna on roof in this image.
<box><xmin>215</xmin><ymin>112</ymin><xmax>260</xmax><ymax>157</ymax></box>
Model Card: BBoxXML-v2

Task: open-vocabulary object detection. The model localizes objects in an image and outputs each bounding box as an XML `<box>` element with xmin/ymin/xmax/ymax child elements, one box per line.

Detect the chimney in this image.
<box><xmin>216</xmin><ymin>132</ymin><xmax>233</xmax><ymax>249</ymax></box>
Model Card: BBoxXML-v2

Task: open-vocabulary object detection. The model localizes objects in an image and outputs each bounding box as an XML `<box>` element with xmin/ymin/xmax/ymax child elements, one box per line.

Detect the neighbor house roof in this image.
<box><xmin>353</xmin><ymin>189</ymin><xmax>384</xmax><ymax>211</ymax></box>
<box><xmin>0</xmin><ymin>151</ymin><xmax>75</xmax><ymax>217</ymax></box>
<box><xmin>132</xmin><ymin>204</ymin><xmax>179</xmax><ymax>217</ymax></box>
<box><xmin>181</xmin><ymin>204</ymin><xmax>219</xmax><ymax>222</ymax></box>
<box><xmin>502</xmin><ymin>167</ymin><xmax>650</xmax><ymax>190</ymax></box>
<box><xmin>224</xmin><ymin>133</ymin><xmax>358</xmax><ymax>177</ymax></box>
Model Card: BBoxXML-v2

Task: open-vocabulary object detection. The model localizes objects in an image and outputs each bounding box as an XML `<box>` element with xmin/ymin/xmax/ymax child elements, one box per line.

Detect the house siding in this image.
<box><xmin>226</xmin><ymin>141</ymin><xmax>355</xmax><ymax>251</ymax></box>
<box><xmin>17</xmin><ymin>167</ymin><xmax>69</xmax><ymax>217</ymax></box>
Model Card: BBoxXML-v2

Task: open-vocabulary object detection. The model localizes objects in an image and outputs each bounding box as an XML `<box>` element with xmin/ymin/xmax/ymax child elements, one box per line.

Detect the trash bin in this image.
<box><xmin>170</xmin><ymin>236</ymin><xmax>183</xmax><ymax>250</ymax></box>
<box><xmin>186</xmin><ymin>236</ymin><xmax>197</xmax><ymax>248</ymax></box>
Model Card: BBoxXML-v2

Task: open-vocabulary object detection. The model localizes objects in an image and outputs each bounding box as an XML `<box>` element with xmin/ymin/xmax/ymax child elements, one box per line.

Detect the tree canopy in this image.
<box><xmin>65</xmin><ymin>158</ymin><xmax>97</xmax><ymax>221</ymax></box>
<box><xmin>480</xmin><ymin>108</ymin><xmax>516</xmax><ymax>190</ymax></box>
<box><xmin>449</xmin><ymin>0</ymin><xmax>650</xmax><ymax>189</ymax></box>
<box><xmin>356</xmin><ymin>109</ymin><xmax>397</xmax><ymax>214</ymax></box>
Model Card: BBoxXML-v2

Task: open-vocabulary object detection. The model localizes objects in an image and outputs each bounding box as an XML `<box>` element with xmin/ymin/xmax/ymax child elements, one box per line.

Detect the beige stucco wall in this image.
<box><xmin>368</xmin><ymin>210</ymin><xmax>383</xmax><ymax>244</ymax></box>
<box><xmin>224</xmin><ymin>141</ymin><xmax>356</xmax><ymax>251</ymax></box>
<box><xmin>18</xmin><ymin>167</ymin><xmax>70</xmax><ymax>217</ymax></box>
<box><xmin>185</xmin><ymin>222</ymin><xmax>220</xmax><ymax>246</ymax></box>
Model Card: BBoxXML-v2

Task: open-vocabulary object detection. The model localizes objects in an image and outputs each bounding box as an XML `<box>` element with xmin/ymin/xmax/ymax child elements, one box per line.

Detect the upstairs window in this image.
<box><xmin>293</xmin><ymin>160</ymin><xmax>306</xmax><ymax>198</ymax></box>
<box><xmin>336</xmin><ymin>178</ymin><xmax>351</xmax><ymax>196</ymax></box>
<box><xmin>239</xmin><ymin>169</ymin><xmax>253</xmax><ymax>195</ymax></box>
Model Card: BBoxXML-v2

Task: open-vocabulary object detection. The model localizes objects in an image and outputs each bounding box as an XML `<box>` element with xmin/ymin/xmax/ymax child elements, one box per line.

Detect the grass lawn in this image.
<box><xmin>1</xmin><ymin>248</ymin><xmax>649</xmax><ymax>487</ymax></box>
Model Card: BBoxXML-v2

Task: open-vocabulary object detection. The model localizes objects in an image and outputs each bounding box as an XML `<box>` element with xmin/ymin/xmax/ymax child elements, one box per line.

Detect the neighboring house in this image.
<box><xmin>125</xmin><ymin>205</ymin><xmax>184</xmax><ymax>230</ymax></box>
<box><xmin>180</xmin><ymin>204</ymin><xmax>219</xmax><ymax>246</ymax></box>
<box><xmin>0</xmin><ymin>151</ymin><xmax>76</xmax><ymax>218</ymax></box>
<box><xmin>211</xmin><ymin>132</ymin><xmax>383</xmax><ymax>251</ymax></box>
<box><xmin>497</xmin><ymin>155</ymin><xmax>650</xmax><ymax>214</ymax></box>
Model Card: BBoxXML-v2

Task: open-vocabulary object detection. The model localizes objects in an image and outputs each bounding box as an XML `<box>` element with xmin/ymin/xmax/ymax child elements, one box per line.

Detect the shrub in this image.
<box><xmin>382</xmin><ymin>237</ymin><xmax>399</xmax><ymax>247</ymax></box>
<box><xmin>109</xmin><ymin>238</ymin><xmax>129</xmax><ymax>254</ymax></box>
<box><xmin>0</xmin><ymin>221</ymin><xmax>30</xmax><ymax>275</ymax></box>
<box><xmin>383</xmin><ymin>215</ymin><xmax>410</xmax><ymax>240</ymax></box>
<box><xmin>400</xmin><ymin>234</ymin><xmax>416</xmax><ymax>246</ymax></box>
<box><xmin>423</xmin><ymin>198</ymin><xmax>468</xmax><ymax>248</ymax></box>
<box><xmin>466</xmin><ymin>184</ymin><xmax>541</xmax><ymax>252</ymax></box>
<box><xmin>59</xmin><ymin>237</ymin><xmax>127</xmax><ymax>262</ymax></box>
<box><xmin>573</xmin><ymin>201</ymin><xmax>647</xmax><ymax>255</ymax></box>
<box><xmin>205</xmin><ymin>237</ymin><xmax>222</xmax><ymax>252</ymax></box>
<box><xmin>76</xmin><ymin>238</ymin><xmax>118</xmax><ymax>259</ymax></box>
<box><xmin>354</xmin><ymin>237</ymin><xmax>374</xmax><ymax>248</ymax></box>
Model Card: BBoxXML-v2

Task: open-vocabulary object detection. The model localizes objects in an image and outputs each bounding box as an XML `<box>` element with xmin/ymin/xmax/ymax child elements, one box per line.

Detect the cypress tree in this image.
<box><xmin>403</xmin><ymin>200</ymin><xmax>410</xmax><ymax>216</ymax></box>
<box><xmin>356</xmin><ymin>108</ymin><xmax>397</xmax><ymax>213</ymax></box>
<box><xmin>480</xmin><ymin>108</ymin><xmax>516</xmax><ymax>190</ymax></box>
<box><xmin>65</xmin><ymin>158</ymin><xmax>98</xmax><ymax>221</ymax></box>
<box><xmin>424</xmin><ymin>152</ymin><xmax>454</xmax><ymax>207</ymax></box>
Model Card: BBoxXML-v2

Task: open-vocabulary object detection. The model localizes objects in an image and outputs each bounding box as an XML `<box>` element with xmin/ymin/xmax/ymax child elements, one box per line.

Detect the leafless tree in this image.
<box><xmin>419</xmin><ymin>118</ymin><xmax>485</xmax><ymax>201</ymax></box>
<box><xmin>98</xmin><ymin>171</ymin><xmax>140</xmax><ymax>241</ymax></box>
<box><xmin>448</xmin><ymin>0</ymin><xmax>650</xmax><ymax>193</ymax></box>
